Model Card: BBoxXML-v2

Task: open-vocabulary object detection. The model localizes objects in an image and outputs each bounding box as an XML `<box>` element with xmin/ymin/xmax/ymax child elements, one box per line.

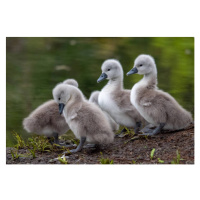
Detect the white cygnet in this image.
<box><xmin>97</xmin><ymin>59</ymin><xmax>144</xmax><ymax>134</ymax></box>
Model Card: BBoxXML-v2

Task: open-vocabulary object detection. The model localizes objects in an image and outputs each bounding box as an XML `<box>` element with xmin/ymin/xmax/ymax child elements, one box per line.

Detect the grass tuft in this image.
<box><xmin>157</xmin><ymin>158</ymin><xmax>164</xmax><ymax>163</ymax></box>
<box><xmin>171</xmin><ymin>150</ymin><xmax>184</xmax><ymax>164</ymax></box>
<box><xmin>10</xmin><ymin>149</ymin><xmax>25</xmax><ymax>160</ymax></box>
<box><xmin>150</xmin><ymin>148</ymin><xmax>156</xmax><ymax>160</ymax></box>
<box><xmin>10</xmin><ymin>131</ymin><xmax>72</xmax><ymax>160</ymax></box>
<box><xmin>27</xmin><ymin>135</ymin><xmax>52</xmax><ymax>152</ymax></box>
<box><xmin>12</xmin><ymin>130</ymin><xmax>26</xmax><ymax>149</ymax></box>
<box><xmin>58</xmin><ymin>156</ymin><xmax>68</xmax><ymax>164</ymax></box>
<box><xmin>99</xmin><ymin>152</ymin><xmax>114</xmax><ymax>164</ymax></box>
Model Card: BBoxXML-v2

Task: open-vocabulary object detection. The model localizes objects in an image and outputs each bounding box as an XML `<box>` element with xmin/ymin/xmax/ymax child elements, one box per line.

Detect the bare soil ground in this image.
<box><xmin>6</xmin><ymin>125</ymin><xmax>194</xmax><ymax>164</ymax></box>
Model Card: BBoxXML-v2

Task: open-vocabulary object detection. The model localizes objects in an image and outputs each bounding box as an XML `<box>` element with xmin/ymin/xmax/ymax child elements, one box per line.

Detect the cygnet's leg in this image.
<box><xmin>139</xmin><ymin>123</ymin><xmax>165</xmax><ymax>136</ymax></box>
<box><xmin>133</xmin><ymin>122</ymin><xmax>141</xmax><ymax>135</ymax></box>
<box><xmin>47</xmin><ymin>137</ymin><xmax>53</xmax><ymax>144</ymax></box>
<box><xmin>47</xmin><ymin>133</ymin><xmax>59</xmax><ymax>145</ymax></box>
<box><xmin>64</xmin><ymin>137</ymin><xmax>86</xmax><ymax>154</ymax></box>
<box><xmin>53</xmin><ymin>132</ymin><xmax>59</xmax><ymax>144</ymax></box>
<box><xmin>115</xmin><ymin>128</ymin><xmax>128</xmax><ymax>137</ymax></box>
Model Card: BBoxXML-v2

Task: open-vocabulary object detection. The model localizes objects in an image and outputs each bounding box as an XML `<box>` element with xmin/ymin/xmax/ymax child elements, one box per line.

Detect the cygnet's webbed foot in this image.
<box><xmin>49</xmin><ymin>132</ymin><xmax>77</xmax><ymax>148</ymax></box>
<box><xmin>139</xmin><ymin>129</ymin><xmax>155</xmax><ymax>136</ymax></box>
<box><xmin>50</xmin><ymin>141</ymin><xmax>76</xmax><ymax>148</ymax></box>
<box><xmin>68</xmin><ymin>148</ymin><xmax>80</xmax><ymax>154</ymax></box>
<box><xmin>139</xmin><ymin>123</ymin><xmax>165</xmax><ymax>136</ymax></box>
<box><xmin>49</xmin><ymin>137</ymin><xmax>86</xmax><ymax>162</ymax></box>
<box><xmin>63</xmin><ymin>137</ymin><xmax>86</xmax><ymax>154</ymax></box>
<box><xmin>83</xmin><ymin>144</ymin><xmax>100</xmax><ymax>152</ymax></box>
<box><xmin>139</xmin><ymin>124</ymin><xmax>156</xmax><ymax>134</ymax></box>
<box><xmin>83</xmin><ymin>143</ymin><xmax>98</xmax><ymax>149</ymax></box>
<box><xmin>59</xmin><ymin>143</ymin><xmax>77</xmax><ymax>148</ymax></box>
<box><xmin>115</xmin><ymin>128</ymin><xmax>128</xmax><ymax>137</ymax></box>
<box><xmin>133</xmin><ymin>122</ymin><xmax>142</xmax><ymax>135</ymax></box>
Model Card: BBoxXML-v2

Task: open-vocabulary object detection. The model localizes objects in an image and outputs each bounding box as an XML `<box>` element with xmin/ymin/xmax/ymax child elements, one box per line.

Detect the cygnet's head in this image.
<box><xmin>63</xmin><ymin>79</ymin><xmax>79</xmax><ymax>88</ymax></box>
<box><xmin>97</xmin><ymin>59</ymin><xmax>123</xmax><ymax>83</ymax></box>
<box><xmin>52</xmin><ymin>84</ymin><xmax>80</xmax><ymax>114</ymax></box>
<box><xmin>89</xmin><ymin>91</ymin><xmax>100</xmax><ymax>105</ymax></box>
<box><xmin>127</xmin><ymin>54</ymin><xmax>157</xmax><ymax>76</ymax></box>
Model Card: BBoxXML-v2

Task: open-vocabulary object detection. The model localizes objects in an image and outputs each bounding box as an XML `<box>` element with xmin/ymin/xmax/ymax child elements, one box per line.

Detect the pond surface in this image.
<box><xmin>6</xmin><ymin>37</ymin><xmax>194</xmax><ymax>146</ymax></box>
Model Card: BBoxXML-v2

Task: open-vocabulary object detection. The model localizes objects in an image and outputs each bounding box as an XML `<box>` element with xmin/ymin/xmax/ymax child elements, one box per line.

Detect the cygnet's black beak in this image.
<box><xmin>126</xmin><ymin>67</ymin><xmax>138</xmax><ymax>76</ymax></box>
<box><xmin>59</xmin><ymin>103</ymin><xmax>65</xmax><ymax>115</ymax></box>
<box><xmin>97</xmin><ymin>73</ymin><xmax>108</xmax><ymax>83</ymax></box>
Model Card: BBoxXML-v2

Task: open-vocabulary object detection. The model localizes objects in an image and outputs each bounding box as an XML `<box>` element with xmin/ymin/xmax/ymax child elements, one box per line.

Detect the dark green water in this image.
<box><xmin>6</xmin><ymin>37</ymin><xmax>194</xmax><ymax>146</ymax></box>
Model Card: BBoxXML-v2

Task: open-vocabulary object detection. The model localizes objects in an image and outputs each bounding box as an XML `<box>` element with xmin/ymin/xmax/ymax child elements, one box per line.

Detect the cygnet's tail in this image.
<box><xmin>94</xmin><ymin>131</ymin><xmax>114</xmax><ymax>144</ymax></box>
<box><xmin>22</xmin><ymin>117</ymin><xmax>39</xmax><ymax>133</ymax></box>
<box><xmin>176</xmin><ymin>109</ymin><xmax>193</xmax><ymax>130</ymax></box>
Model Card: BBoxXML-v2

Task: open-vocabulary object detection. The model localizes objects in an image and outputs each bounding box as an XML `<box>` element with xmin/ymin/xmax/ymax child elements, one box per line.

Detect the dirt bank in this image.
<box><xmin>6</xmin><ymin>125</ymin><xmax>194</xmax><ymax>164</ymax></box>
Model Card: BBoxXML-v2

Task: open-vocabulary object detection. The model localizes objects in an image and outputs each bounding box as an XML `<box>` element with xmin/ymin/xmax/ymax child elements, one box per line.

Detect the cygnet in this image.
<box><xmin>97</xmin><ymin>59</ymin><xmax>144</xmax><ymax>134</ymax></box>
<box><xmin>127</xmin><ymin>54</ymin><xmax>193</xmax><ymax>135</ymax></box>
<box><xmin>23</xmin><ymin>79</ymin><xmax>78</xmax><ymax>146</ymax></box>
<box><xmin>52</xmin><ymin>83</ymin><xmax>114</xmax><ymax>154</ymax></box>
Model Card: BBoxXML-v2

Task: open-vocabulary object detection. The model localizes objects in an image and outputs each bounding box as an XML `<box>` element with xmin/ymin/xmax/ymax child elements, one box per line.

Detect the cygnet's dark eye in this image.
<box><xmin>139</xmin><ymin>64</ymin><xmax>143</xmax><ymax>67</ymax></box>
<box><xmin>107</xmin><ymin>69</ymin><xmax>110</xmax><ymax>71</ymax></box>
<box><xmin>58</xmin><ymin>97</ymin><xmax>61</xmax><ymax>100</ymax></box>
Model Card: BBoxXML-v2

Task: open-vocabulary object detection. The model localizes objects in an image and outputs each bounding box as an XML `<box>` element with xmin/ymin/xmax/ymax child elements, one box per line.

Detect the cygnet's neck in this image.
<box><xmin>66</xmin><ymin>91</ymin><xmax>83</xmax><ymax>110</ymax></box>
<box><xmin>107</xmin><ymin>76</ymin><xmax>124</xmax><ymax>90</ymax></box>
<box><xmin>141</xmin><ymin>71</ymin><xmax>158</xmax><ymax>89</ymax></box>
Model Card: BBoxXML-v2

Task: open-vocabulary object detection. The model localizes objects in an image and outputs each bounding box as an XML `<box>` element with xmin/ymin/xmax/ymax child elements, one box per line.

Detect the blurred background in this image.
<box><xmin>6</xmin><ymin>37</ymin><xmax>194</xmax><ymax>146</ymax></box>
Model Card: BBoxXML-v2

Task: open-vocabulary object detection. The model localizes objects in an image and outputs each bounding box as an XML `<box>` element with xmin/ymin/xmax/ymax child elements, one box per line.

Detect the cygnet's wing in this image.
<box><xmin>68</xmin><ymin>101</ymin><xmax>83</xmax><ymax>120</ymax></box>
<box><xmin>112</xmin><ymin>90</ymin><xmax>138</xmax><ymax>114</ymax></box>
<box><xmin>139</xmin><ymin>89</ymin><xmax>171</xmax><ymax>109</ymax></box>
<box><xmin>140</xmin><ymin>95</ymin><xmax>153</xmax><ymax>107</ymax></box>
